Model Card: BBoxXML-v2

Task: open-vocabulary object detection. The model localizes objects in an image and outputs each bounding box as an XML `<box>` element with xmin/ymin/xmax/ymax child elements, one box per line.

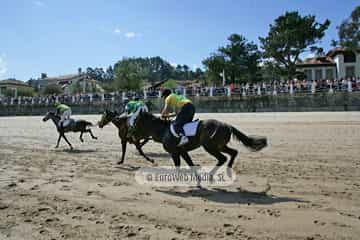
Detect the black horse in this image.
<box><xmin>43</xmin><ymin>111</ymin><xmax>97</xmax><ymax>150</ymax></box>
<box><xmin>98</xmin><ymin>110</ymin><xmax>153</xmax><ymax>164</ymax></box>
<box><xmin>133</xmin><ymin>111</ymin><xmax>267</xmax><ymax>171</ymax></box>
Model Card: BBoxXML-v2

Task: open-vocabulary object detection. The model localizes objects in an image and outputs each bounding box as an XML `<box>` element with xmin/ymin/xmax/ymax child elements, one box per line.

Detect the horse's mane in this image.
<box><xmin>141</xmin><ymin>112</ymin><xmax>171</xmax><ymax>125</ymax></box>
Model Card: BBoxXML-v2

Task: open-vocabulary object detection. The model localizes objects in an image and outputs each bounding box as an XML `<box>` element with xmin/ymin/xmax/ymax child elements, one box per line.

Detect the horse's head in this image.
<box><xmin>43</xmin><ymin>111</ymin><xmax>56</xmax><ymax>122</ymax></box>
<box><xmin>98</xmin><ymin>110</ymin><xmax>118</xmax><ymax>128</ymax></box>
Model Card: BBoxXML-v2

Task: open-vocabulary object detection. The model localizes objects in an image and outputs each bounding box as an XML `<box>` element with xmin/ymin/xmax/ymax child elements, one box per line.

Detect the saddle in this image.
<box><xmin>170</xmin><ymin>120</ymin><xmax>200</xmax><ymax>137</ymax></box>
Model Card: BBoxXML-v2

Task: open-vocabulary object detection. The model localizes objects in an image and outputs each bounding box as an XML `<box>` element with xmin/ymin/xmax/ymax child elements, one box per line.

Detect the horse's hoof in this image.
<box><xmin>117</xmin><ymin>161</ymin><xmax>124</xmax><ymax>165</ymax></box>
<box><xmin>93</xmin><ymin>137</ymin><xmax>98</xmax><ymax>140</ymax></box>
<box><xmin>80</xmin><ymin>139</ymin><xmax>84</xmax><ymax>143</ymax></box>
<box><xmin>55</xmin><ymin>146</ymin><xmax>59</xmax><ymax>149</ymax></box>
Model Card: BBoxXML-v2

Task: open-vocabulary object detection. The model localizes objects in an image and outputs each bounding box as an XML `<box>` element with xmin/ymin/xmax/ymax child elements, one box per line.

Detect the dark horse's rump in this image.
<box><xmin>133</xmin><ymin>111</ymin><xmax>267</xmax><ymax>169</ymax></box>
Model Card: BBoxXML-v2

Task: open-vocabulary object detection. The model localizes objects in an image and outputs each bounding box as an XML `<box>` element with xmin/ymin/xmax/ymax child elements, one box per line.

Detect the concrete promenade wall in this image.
<box><xmin>1</xmin><ymin>92</ymin><xmax>360</xmax><ymax>116</ymax></box>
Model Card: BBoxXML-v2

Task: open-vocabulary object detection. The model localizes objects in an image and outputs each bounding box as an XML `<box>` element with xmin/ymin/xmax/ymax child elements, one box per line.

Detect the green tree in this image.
<box><xmin>333</xmin><ymin>5</ymin><xmax>360</xmax><ymax>51</ymax></box>
<box><xmin>203</xmin><ymin>34</ymin><xmax>261</xmax><ymax>84</ymax></box>
<box><xmin>161</xmin><ymin>79</ymin><xmax>178</xmax><ymax>89</ymax></box>
<box><xmin>202</xmin><ymin>55</ymin><xmax>226</xmax><ymax>85</ymax></box>
<box><xmin>259</xmin><ymin>11</ymin><xmax>330</xmax><ymax>79</ymax></box>
<box><xmin>42</xmin><ymin>84</ymin><xmax>63</xmax><ymax>95</ymax></box>
<box><xmin>113</xmin><ymin>58</ymin><xmax>145</xmax><ymax>90</ymax></box>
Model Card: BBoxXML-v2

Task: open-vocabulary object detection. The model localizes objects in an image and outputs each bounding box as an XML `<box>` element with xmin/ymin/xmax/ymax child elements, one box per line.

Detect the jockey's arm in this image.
<box><xmin>160</xmin><ymin>103</ymin><xmax>168</xmax><ymax>118</ymax></box>
<box><xmin>161</xmin><ymin>104</ymin><xmax>176</xmax><ymax>119</ymax></box>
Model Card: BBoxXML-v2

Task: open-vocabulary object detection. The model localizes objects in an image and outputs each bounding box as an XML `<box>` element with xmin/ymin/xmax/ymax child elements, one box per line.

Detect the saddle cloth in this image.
<box><xmin>59</xmin><ymin>119</ymin><xmax>75</xmax><ymax>128</ymax></box>
<box><xmin>170</xmin><ymin>120</ymin><xmax>200</xmax><ymax>137</ymax></box>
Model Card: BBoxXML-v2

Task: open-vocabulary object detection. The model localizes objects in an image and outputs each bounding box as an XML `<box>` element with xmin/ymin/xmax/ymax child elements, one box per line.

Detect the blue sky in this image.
<box><xmin>0</xmin><ymin>0</ymin><xmax>358</xmax><ymax>80</ymax></box>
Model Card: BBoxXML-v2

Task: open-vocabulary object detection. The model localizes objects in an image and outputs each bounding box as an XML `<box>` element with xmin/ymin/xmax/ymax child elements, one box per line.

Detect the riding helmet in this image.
<box><xmin>161</xmin><ymin>89</ymin><xmax>172</xmax><ymax>98</ymax></box>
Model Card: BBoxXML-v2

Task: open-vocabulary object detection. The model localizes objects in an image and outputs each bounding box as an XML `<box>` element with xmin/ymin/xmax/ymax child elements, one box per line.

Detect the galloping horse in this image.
<box><xmin>133</xmin><ymin>111</ymin><xmax>267</xmax><ymax>171</ymax></box>
<box><xmin>98</xmin><ymin>110</ymin><xmax>153</xmax><ymax>164</ymax></box>
<box><xmin>43</xmin><ymin>111</ymin><xmax>97</xmax><ymax>150</ymax></box>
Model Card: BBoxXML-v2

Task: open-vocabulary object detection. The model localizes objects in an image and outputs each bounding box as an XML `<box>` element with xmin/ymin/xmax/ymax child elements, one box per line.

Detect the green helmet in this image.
<box><xmin>54</xmin><ymin>102</ymin><xmax>61</xmax><ymax>107</ymax></box>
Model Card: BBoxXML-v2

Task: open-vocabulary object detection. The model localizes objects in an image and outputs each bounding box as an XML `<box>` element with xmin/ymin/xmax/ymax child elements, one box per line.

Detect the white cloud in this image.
<box><xmin>33</xmin><ymin>1</ymin><xmax>44</xmax><ymax>7</ymax></box>
<box><xmin>113</xmin><ymin>28</ymin><xmax>121</xmax><ymax>35</ymax></box>
<box><xmin>124</xmin><ymin>32</ymin><xmax>136</xmax><ymax>39</ymax></box>
<box><xmin>0</xmin><ymin>56</ymin><xmax>8</xmax><ymax>77</ymax></box>
<box><xmin>170</xmin><ymin>62</ymin><xmax>177</xmax><ymax>67</ymax></box>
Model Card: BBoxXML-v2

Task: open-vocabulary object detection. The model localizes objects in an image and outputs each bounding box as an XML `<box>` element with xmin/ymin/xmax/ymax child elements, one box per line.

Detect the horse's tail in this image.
<box><xmin>231</xmin><ymin>126</ymin><xmax>267</xmax><ymax>152</ymax></box>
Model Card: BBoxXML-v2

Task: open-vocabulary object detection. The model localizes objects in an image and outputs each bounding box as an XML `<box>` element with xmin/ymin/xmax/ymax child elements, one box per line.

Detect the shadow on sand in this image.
<box><xmin>157</xmin><ymin>188</ymin><xmax>307</xmax><ymax>205</ymax></box>
<box><xmin>138</xmin><ymin>152</ymin><xmax>171</xmax><ymax>158</ymax></box>
<box><xmin>114</xmin><ymin>164</ymin><xmax>141</xmax><ymax>172</ymax></box>
<box><xmin>60</xmin><ymin>149</ymin><xmax>98</xmax><ymax>154</ymax></box>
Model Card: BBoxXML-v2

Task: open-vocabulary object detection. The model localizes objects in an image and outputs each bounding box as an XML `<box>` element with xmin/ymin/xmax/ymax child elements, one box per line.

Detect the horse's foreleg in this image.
<box><xmin>55</xmin><ymin>134</ymin><xmax>62</xmax><ymax>148</ymax></box>
<box><xmin>171</xmin><ymin>153</ymin><xmax>181</xmax><ymax>167</ymax></box>
<box><xmin>180</xmin><ymin>152</ymin><xmax>196</xmax><ymax>166</ymax></box>
<box><xmin>181</xmin><ymin>152</ymin><xmax>201</xmax><ymax>187</ymax></box>
<box><xmin>118</xmin><ymin>140</ymin><xmax>127</xmax><ymax>164</ymax></box>
<box><xmin>139</xmin><ymin>138</ymin><xmax>150</xmax><ymax>148</ymax></box>
<box><xmin>135</xmin><ymin>141</ymin><xmax>154</xmax><ymax>164</ymax></box>
<box><xmin>79</xmin><ymin>131</ymin><xmax>84</xmax><ymax>142</ymax></box>
<box><xmin>62</xmin><ymin>133</ymin><xmax>73</xmax><ymax>150</ymax></box>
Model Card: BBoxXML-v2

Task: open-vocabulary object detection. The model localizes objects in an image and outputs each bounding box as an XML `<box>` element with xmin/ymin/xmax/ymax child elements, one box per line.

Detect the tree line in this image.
<box><xmin>30</xmin><ymin>5</ymin><xmax>359</xmax><ymax>95</ymax></box>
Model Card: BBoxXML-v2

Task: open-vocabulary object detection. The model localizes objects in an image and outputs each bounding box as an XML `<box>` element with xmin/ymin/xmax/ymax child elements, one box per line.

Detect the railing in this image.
<box><xmin>1</xmin><ymin>81</ymin><xmax>360</xmax><ymax>106</ymax></box>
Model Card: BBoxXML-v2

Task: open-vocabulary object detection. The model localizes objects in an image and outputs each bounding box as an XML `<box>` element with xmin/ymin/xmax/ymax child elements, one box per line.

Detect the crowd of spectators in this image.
<box><xmin>1</xmin><ymin>77</ymin><xmax>360</xmax><ymax>106</ymax></box>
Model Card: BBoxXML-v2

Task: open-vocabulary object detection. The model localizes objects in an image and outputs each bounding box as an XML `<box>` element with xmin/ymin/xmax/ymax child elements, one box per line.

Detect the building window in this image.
<box><xmin>304</xmin><ymin>69</ymin><xmax>312</xmax><ymax>80</ymax></box>
<box><xmin>315</xmin><ymin>69</ymin><xmax>322</xmax><ymax>80</ymax></box>
<box><xmin>344</xmin><ymin>51</ymin><xmax>356</xmax><ymax>63</ymax></box>
<box><xmin>325</xmin><ymin>69</ymin><xmax>334</xmax><ymax>79</ymax></box>
<box><xmin>345</xmin><ymin>66</ymin><xmax>355</xmax><ymax>78</ymax></box>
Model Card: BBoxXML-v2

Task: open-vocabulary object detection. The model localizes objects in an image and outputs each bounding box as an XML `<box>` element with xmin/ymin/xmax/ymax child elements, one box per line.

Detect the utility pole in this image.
<box><xmin>222</xmin><ymin>69</ymin><xmax>226</xmax><ymax>86</ymax></box>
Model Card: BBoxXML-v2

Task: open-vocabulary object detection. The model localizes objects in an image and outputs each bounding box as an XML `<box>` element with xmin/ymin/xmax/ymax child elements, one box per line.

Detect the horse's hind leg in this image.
<box><xmin>203</xmin><ymin>145</ymin><xmax>227</xmax><ymax>181</ymax></box>
<box><xmin>221</xmin><ymin>145</ymin><xmax>238</xmax><ymax>178</ymax></box>
<box><xmin>203</xmin><ymin>145</ymin><xmax>227</xmax><ymax>166</ymax></box>
<box><xmin>135</xmin><ymin>140</ymin><xmax>154</xmax><ymax>164</ymax></box>
<box><xmin>79</xmin><ymin>131</ymin><xmax>84</xmax><ymax>142</ymax></box>
<box><xmin>221</xmin><ymin>146</ymin><xmax>238</xmax><ymax>168</ymax></box>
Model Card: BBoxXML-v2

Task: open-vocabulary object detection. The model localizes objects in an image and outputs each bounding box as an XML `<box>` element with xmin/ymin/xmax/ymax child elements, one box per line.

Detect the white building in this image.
<box><xmin>297</xmin><ymin>48</ymin><xmax>360</xmax><ymax>80</ymax></box>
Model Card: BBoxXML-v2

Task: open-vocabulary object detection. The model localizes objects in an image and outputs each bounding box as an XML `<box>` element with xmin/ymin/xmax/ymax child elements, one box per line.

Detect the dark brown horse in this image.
<box><xmin>98</xmin><ymin>110</ymin><xmax>153</xmax><ymax>164</ymax></box>
<box><xmin>43</xmin><ymin>111</ymin><xmax>97</xmax><ymax>150</ymax></box>
<box><xmin>132</xmin><ymin>111</ymin><xmax>267</xmax><ymax>171</ymax></box>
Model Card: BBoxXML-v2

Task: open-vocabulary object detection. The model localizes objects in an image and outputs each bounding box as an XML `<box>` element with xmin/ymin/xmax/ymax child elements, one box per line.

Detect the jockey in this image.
<box><xmin>125</xmin><ymin>96</ymin><xmax>149</xmax><ymax>127</ymax></box>
<box><xmin>54</xmin><ymin>102</ymin><xmax>72</xmax><ymax>123</ymax></box>
<box><xmin>161</xmin><ymin>89</ymin><xmax>195</xmax><ymax>146</ymax></box>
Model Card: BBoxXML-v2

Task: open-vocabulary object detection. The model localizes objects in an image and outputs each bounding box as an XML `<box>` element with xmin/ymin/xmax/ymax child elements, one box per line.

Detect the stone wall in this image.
<box><xmin>1</xmin><ymin>92</ymin><xmax>360</xmax><ymax>116</ymax></box>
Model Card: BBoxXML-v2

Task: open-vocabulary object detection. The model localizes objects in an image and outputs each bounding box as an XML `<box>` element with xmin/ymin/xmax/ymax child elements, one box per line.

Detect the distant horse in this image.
<box><xmin>98</xmin><ymin>110</ymin><xmax>153</xmax><ymax>164</ymax></box>
<box><xmin>43</xmin><ymin>111</ymin><xmax>97</xmax><ymax>150</ymax></box>
<box><xmin>133</xmin><ymin>111</ymin><xmax>267</xmax><ymax>171</ymax></box>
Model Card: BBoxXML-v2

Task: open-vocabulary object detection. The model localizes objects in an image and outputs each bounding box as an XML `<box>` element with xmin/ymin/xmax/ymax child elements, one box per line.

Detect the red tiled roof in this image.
<box><xmin>297</xmin><ymin>56</ymin><xmax>335</xmax><ymax>67</ymax></box>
